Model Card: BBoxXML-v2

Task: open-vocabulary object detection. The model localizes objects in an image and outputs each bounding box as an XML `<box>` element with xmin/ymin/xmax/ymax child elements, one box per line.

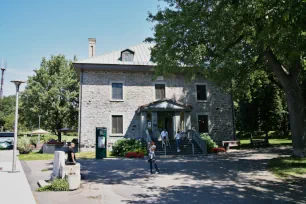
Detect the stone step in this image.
<box><xmin>155</xmin><ymin>151</ymin><xmax>204</xmax><ymax>156</ymax></box>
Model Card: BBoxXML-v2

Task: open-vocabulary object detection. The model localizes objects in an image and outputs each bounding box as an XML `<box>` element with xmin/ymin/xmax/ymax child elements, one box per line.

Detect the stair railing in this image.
<box><xmin>191</xmin><ymin>142</ymin><xmax>195</xmax><ymax>155</ymax></box>
<box><xmin>145</xmin><ymin>129</ymin><xmax>152</xmax><ymax>150</ymax></box>
<box><xmin>187</xmin><ymin>129</ymin><xmax>207</xmax><ymax>154</ymax></box>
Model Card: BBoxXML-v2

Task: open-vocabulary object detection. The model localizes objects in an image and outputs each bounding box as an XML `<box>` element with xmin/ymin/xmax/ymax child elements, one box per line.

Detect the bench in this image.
<box><xmin>222</xmin><ymin>140</ymin><xmax>240</xmax><ymax>150</ymax></box>
<box><xmin>250</xmin><ymin>138</ymin><xmax>269</xmax><ymax>148</ymax></box>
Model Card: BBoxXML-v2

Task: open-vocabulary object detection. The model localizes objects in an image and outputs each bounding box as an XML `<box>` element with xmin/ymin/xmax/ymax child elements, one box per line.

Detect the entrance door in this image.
<box><xmin>198</xmin><ymin>115</ymin><xmax>209</xmax><ymax>133</ymax></box>
<box><xmin>158</xmin><ymin>112</ymin><xmax>174</xmax><ymax>139</ymax></box>
<box><xmin>165</xmin><ymin>116</ymin><xmax>173</xmax><ymax>139</ymax></box>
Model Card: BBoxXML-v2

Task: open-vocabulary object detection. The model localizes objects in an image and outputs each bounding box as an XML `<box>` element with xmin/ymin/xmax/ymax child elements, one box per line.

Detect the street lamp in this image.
<box><xmin>11</xmin><ymin>80</ymin><xmax>25</xmax><ymax>172</ymax></box>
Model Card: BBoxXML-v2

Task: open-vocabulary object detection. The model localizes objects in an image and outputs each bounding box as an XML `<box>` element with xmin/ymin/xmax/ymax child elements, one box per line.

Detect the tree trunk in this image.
<box><xmin>58</xmin><ymin>131</ymin><xmax>62</xmax><ymax>142</ymax></box>
<box><xmin>265</xmin><ymin>131</ymin><xmax>269</xmax><ymax>143</ymax></box>
<box><xmin>283</xmin><ymin>83</ymin><xmax>306</xmax><ymax>156</ymax></box>
<box><xmin>56</xmin><ymin>122</ymin><xmax>62</xmax><ymax>142</ymax></box>
<box><xmin>265</xmin><ymin>49</ymin><xmax>305</xmax><ymax>157</ymax></box>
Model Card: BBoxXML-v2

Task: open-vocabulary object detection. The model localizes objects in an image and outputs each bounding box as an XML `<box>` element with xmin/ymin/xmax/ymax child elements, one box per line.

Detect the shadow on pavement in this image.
<box><xmin>78</xmin><ymin>147</ymin><xmax>306</xmax><ymax>203</ymax></box>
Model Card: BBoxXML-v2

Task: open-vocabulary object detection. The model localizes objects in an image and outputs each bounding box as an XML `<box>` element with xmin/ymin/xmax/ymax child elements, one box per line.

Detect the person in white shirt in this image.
<box><xmin>175</xmin><ymin>130</ymin><xmax>181</xmax><ymax>152</ymax></box>
<box><xmin>148</xmin><ymin>142</ymin><xmax>160</xmax><ymax>174</ymax></box>
<box><xmin>160</xmin><ymin>129</ymin><xmax>168</xmax><ymax>146</ymax></box>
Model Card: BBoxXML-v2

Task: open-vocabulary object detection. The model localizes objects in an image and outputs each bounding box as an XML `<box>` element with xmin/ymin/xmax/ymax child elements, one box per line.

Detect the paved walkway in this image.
<box><xmin>0</xmin><ymin>150</ymin><xmax>36</xmax><ymax>204</ymax></box>
<box><xmin>22</xmin><ymin>147</ymin><xmax>306</xmax><ymax>204</ymax></box>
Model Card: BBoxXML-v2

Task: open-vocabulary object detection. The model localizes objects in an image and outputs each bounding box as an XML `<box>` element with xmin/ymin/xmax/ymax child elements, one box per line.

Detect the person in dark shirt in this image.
<box><xmin>66</xmin><ymin>142</ymin><xmax>76</xmax><ymax>165</ymax></box>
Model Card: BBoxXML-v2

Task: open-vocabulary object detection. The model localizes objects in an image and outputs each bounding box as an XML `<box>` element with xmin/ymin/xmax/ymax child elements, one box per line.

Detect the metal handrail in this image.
<box><xmin>145</xmin><ymin>129</ymin><xmax>152</xmax><ymax>150</ymax></box>
<box><xmin>191</xmin><ymin>142</ymin><xmax>194</xmax><ymax>155</ymax></box>
<box><xmin>187</xmin><ymin>129</ymin><xmax>207</xmax><ymax>154</ymax></box>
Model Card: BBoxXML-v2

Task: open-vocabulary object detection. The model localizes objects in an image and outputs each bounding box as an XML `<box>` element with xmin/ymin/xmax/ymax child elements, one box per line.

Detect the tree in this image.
<box><xmin>20</xmin><ymin>55</ymin><xmax>79</xmax><ymax>141</ymax></box>
<box><xmin>147</xmin><ymin>0</ymin><xmax>306</xmax><ymax>156</ymax></box>
<box><xmin>0</xmin><ymin>95</ymin><xmax>16</xmax><ymax>131</ymax></box>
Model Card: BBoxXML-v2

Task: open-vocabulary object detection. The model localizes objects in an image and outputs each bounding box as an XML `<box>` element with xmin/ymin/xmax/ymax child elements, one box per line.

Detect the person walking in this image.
<box><xmin>148</xmin><ymin>142</ymin><xmax>160</xmax><ymax>174</ymax></box>
<box><xmin>160</xmin><ymin>129</ymin><xmax>168</xmax><ymax>147</ymax></box>
<box><xmin>175</xmin><ymin>130</ymin><xmax>181</xmax><ymax>152</ymax></box>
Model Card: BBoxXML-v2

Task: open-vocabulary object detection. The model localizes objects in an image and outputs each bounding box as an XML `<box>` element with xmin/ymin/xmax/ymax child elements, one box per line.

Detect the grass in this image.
<box><xmin>18</xmin><ymin>151</ymin><xmax>115</xmax><ymax>161</ymax></box>
<box><xmin>268</xmin><ymin>157</ymin><xmax>306</xmax><ymax>179</ymax></box>
<box><xmin>18</xmin><ymin>152</ymin><xmax>54</xmax><ymax>161</ymax></box>
<box><xmin>239</xmin><ymin>138</ymin><xmax>292</xmax><ymax>148</ymax></box>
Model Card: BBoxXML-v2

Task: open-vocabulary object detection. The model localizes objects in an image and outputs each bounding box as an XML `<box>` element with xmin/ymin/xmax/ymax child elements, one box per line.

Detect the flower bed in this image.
<box><xmin>125</xmin><ymin>152</ymin><xmax>145</xmax><ymax>158</ymax></box>
<box><xmin>211</xmin><ymin>147</ymin><xmax>226</xmax><ymax>153</ymax></box>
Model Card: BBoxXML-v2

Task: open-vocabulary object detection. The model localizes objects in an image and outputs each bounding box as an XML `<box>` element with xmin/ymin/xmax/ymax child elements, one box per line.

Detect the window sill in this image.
<box><xmin>109</xmin><ymin>134</ymin><xmax>124</xmax><ymax>137</ymax></box>
<box><xmin>110</xmin><ymin>99</ymin><xmax>124</xmax><ymax>102</ymax></box>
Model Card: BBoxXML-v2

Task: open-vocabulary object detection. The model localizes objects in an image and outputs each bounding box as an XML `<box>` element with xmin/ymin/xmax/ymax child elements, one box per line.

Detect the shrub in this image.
<box><xmin>111</xmin><ymin>138</ymin><xmax>145</xmax><ymax>157</ymax></box>
<box><xmin>29</xmin><ymin>137</ymin><xmax>38</xmax><ymax>146</ymax></box>
<box><xmin>17</xmin><ymin>137</ymin><xmax>32</xmax><ymax>154</ymax></box>
<box><xmin>37</xmin><ymin>179</ymin><xmax>69</xmax><ymax>192</ymax></box>
<box><xmin>40</xmin><ymin>135</ymin><xmax>58</xmax><ymax>143</ymax></box>
<box><xmin>200</xmin><ymin>133</ymin><xmax>217</xmax><ymax>152</ymax></box>
<box><xmin>71</xmin><ymin>138</ymin><xmax>78</xmax><ymax>144</ymax></box>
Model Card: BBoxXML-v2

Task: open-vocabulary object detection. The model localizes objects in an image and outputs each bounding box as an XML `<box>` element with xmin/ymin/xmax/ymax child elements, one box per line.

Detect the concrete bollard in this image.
<box><xmin>51</xmin><ymin>151</ymin><xmax>65</xmax><ymax>180</ymax></box>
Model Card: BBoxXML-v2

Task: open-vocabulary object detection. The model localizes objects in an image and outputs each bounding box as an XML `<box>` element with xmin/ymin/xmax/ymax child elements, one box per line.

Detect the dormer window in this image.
<box><xmin>121</xmin><ymin>49</ymin><xmax>134</xmax><ymax>62</ymax></box>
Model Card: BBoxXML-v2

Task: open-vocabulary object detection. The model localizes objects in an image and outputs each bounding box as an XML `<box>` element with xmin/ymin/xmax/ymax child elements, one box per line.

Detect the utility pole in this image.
<box><xmin>11</xmin><ymin>80</ymin><xmax>25</xmax><ymax>172</ymax></box>
<box><xmin>38</xmin><ymin>115</ymin><xmax>41</xmax><ymax>143</ymax></box>
<box><xmin>0</xmin><ymin>59</ymin><xmax>7</xmax><ymax>99</ymax></box>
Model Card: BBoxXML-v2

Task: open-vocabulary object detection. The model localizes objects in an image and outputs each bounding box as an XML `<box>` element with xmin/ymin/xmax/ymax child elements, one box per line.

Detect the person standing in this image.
<box><xmin>148</xmin><ymin>142</ymin><xmax>160</xmax><ymax>174</ymax></box>
<box><xmin>160</xmin><ymin>129</ymin><xmax>168</xmax><ymax>147</ymax></box>
<box><xmin>175</xmin><ymin>130</ymin><xmax>181</xmax><ymax>152</ymax></box>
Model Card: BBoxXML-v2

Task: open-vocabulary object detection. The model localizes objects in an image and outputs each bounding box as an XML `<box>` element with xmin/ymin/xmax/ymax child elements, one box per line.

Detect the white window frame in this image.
<box><xmin>195</xmin><ymin>83</ymin><xmax>208</xmax><ymax>102</ymax></box>
<box><xmin>110</xmin><ymin>81</ymin><xmax>125</xmax><ymax>102</ymax></box>
<box><xmin>110</xmin><ymin>113</ymin><xmax>124</xmax><ymax>136</ymax></box>
<box><xmin>153</xmin><ymin>82</ymin><xmax>166</xmax><ymax>101</ymax></box>
<box><xmin>196</xmin><ymin>113</ymin><xmax>210</xmax><ymax>134</ymax></box>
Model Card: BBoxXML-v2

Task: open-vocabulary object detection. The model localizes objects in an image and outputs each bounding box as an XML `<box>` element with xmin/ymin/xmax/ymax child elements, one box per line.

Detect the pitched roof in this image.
<box><xmin>136</xmin><ymin>99</ymin><xmax>192</xmax><ymax>114</ymax></box>
<box><xmin>75</xmin><ymin>42</ymin><xmax>156</xmax><ymax>66</ymax></box>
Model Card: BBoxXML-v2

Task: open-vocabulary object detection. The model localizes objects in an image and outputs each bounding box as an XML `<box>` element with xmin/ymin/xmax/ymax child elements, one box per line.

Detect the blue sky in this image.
<box><xmin>0</xmin><ymin>0</ymin><xmax>165</xmax><ymax>96</ymax></box>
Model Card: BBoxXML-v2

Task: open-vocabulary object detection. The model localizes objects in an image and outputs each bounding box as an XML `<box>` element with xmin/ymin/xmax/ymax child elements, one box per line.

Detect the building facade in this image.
<box><xmin>74</xmin><ymin>39</ymin><xmax>234</xmax><ymax>151</ymax></box>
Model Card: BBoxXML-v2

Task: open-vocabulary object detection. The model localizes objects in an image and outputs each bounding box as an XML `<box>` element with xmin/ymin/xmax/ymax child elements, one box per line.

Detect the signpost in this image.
<box><xmin>96</xmin><ymin>127</ymin><xmax>107</xmax><ymax>159</ymax></box>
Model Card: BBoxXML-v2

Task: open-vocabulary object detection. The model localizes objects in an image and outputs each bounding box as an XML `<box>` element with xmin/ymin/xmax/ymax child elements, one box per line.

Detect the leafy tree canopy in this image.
<box><xmin>20</xmin><ymin>55</ymin><xmax>79</xmax><ymax>141</ymax></box>
<box><xmin>0</xmin><ymin>95</ymin><xmax>16</xmax><ymax>131</ymax></box>
<box><xmin>147</xmin><ymin>0</ymin><xmax>306</xmax><ymax>156</ymax></box>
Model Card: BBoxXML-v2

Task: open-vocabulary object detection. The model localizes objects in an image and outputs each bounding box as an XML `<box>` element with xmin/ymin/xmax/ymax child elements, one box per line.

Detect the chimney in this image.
<box><xmin>88</xmin><ymin>38</ymin><xmax>96</xmax><ymax>58</ymax></box>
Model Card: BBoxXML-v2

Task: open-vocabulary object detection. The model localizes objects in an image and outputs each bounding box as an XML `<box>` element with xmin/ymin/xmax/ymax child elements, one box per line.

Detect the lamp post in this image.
<box><xmin>11</xmin><ymin>80</ymin><xmax>25</xmax><ymax>172</ymax></box>
<box><xmin>38</xmin><ymin>115</ymin><xmax>41</xmax><ymax>143</ymax></box>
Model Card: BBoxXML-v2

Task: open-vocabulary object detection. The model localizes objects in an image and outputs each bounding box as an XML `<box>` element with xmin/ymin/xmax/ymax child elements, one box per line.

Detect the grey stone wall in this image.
<box><xmin>79</xmin><ymin>71</ymin><xmax>233</xmax><ymax>151</ymax></box>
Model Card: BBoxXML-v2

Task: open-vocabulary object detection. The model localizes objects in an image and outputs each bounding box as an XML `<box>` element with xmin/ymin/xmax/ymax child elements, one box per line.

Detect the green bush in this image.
<box><xmin>37</xmin><ymin>179</ymin><xmax>69</xmax><ymax>192</ymax></box>
<box><xmin>17</xmin><ymin>137</ymin><xmax>32</xmax><ymax>154</ymax></box>
<box><xmin>111</xmin><ymin>138</ymin><xmax>145</xmax><ymax>157</ymax></box>
<box><xmin>200</xmin><ymin>133</ymin><xmax>217</xmax><ymax>151</ymax></box>
<box><xmin>29</xmin><ymin>137</ymin><xmax>38</xmax><ymax>146</ymax></box>
<box><xmin>41</xmin><ymin>135</ymin><xmax>57</xmax><ymax>143</ymax></box>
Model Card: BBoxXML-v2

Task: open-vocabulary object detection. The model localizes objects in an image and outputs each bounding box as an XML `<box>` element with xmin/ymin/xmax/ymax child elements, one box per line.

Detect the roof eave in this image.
<box><xmin>73</xmin><ymin>62</ymin><xmax>155</xmax><ymax>77</ymax></box>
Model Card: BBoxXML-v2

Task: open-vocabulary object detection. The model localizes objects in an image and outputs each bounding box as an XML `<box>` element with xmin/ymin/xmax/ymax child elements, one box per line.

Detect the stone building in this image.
<box><xmin>73</xmin><ymin>38</ymin><xmax>235</xmax><ymax>151</ymax></box>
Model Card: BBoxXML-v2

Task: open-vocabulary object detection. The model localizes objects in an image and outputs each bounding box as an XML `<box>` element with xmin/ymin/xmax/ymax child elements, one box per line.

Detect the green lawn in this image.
<box><xmin>18</xmin><ymin>152</ymin><xmax>54</xmax><ymax>161</ymax></box>
<box><xmin>18</xmin><ymin>151</ymin><xmax>115</xmax><ymax>161</ymax></box>
<box><xmin>239</xmin><ymin>138</ymin><xmax>292</xmax><ymax>147</ymax></box>
<box><xmin>268</xmin><ymin>157</ymin><xmax>306</xmax><ymax>178</ymax></box>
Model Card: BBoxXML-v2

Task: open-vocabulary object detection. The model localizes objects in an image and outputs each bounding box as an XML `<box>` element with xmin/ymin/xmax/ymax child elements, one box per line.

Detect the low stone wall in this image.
<box><xmin>43</xmin><ymin>144</ymin><xmax>79</xmax><ymax>154</ymax></box>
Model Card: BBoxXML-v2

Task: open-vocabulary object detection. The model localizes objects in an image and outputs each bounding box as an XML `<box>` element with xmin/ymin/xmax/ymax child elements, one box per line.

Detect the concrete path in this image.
<box><xmin>23</xmin><ymin>147</ymin><xmax>306</xmax><ymax>204</ymax></box>
<box><xmin>0</xmin><ymin>150</ymin><xmax>36</xmax><ymax>204</ymax></box>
